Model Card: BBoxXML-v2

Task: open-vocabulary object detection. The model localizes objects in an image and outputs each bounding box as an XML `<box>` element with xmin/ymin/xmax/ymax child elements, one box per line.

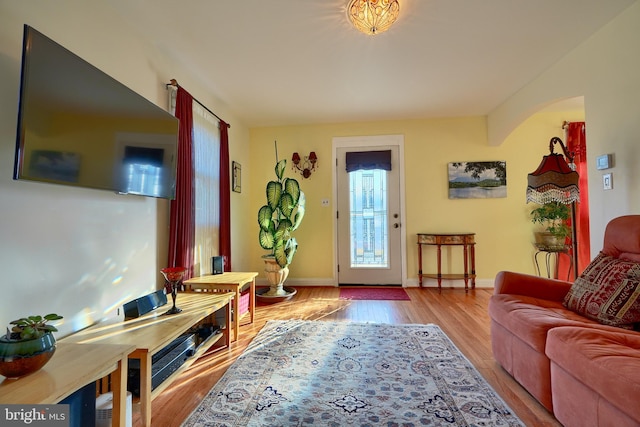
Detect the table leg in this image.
<box><xmin>224</xmin><ymin>302</ymin><xmax>231</xmax><ymax>347</ymax></box>
<box><xmin>139</xmin><ymin>353</ymin><xmax>152</xmax><ymax>427</ymax></box>
<box><xmin>232</xmin><ymin>288</ymin><xmax>239</xmax><ymax>342</ymax></box>
<box><xmin>436</xmin><ymin>244</ymin><xmax>442</xmax><ymax>293</ymax></box>
<box><xmin>111</xmin><ymin>357</ymin><xmax>127</xmax><ymax>427</ymax></box>
<box><xmin>470</xmin><ymin>244</ymin><xmax>476</xmax><ymax>289</ymax></box>
<box><xmin>418</xmin><ymin>243</ymin><xmax>423</xmax><ymax>287</ymax></box>
<box><xmin>534</xmin><ymin>251</ymin><xmax>542</xmax><ymax>276</ymax></box>
<box><xmin>249</xmin><ymin>278</ymin><xmax>255</xmax><ymax>324</ymax></box>
<box><xmin>463</xmin><ymin>243</ymin><xmax>469</xmax><ymax>293</ymax></box>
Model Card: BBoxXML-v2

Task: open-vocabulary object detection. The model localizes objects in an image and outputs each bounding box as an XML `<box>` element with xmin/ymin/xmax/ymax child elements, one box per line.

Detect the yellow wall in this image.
<box><xmin>248</xmin><ymin>109</ymin><xmax>585</xmax><ymax>286</ymax></box>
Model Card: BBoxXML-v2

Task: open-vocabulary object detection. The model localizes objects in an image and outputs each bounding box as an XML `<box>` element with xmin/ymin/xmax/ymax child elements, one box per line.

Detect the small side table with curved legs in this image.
<box><xmin>534</xmin><ymin>245</ymin><xmax>573</xmax><ymax>281</ymax></box>
<box><xmin>417</xmin><ymin>232</ymin><xmax>476</xmax><ymax>292</ymax></box>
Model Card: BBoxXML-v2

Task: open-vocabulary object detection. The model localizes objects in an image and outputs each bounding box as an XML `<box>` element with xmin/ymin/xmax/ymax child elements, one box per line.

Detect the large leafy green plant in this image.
<box><xmin>258</xmin><ymin>159</ymin><xmax>305</xmax><ymax>268</ymax></box>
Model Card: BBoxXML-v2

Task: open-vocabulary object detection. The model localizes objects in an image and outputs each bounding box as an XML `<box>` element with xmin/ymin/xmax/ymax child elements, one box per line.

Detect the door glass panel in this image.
<box><xmin>349</xmin><ymin>169</ymin><xmax>388</xmax><ymax>268</ymax></box>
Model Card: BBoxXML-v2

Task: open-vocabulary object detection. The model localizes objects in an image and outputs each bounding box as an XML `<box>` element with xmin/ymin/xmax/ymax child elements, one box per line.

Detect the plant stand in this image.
<box><xmin>256</xmin><ymin>286</ymin><xmax>297</xmax><ymax>304</ymax></box>
<box><xmin>534</xmin><ymin>245</ymin><xmax>574</xmax><ymax>280</ymax></box>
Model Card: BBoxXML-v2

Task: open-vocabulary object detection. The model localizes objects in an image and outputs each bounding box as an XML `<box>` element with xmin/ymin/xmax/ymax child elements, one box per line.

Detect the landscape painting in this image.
<box><xmin>448</xmin><ymin>161</ymin><xmax>507</xmax><ymax>199</ymax></box>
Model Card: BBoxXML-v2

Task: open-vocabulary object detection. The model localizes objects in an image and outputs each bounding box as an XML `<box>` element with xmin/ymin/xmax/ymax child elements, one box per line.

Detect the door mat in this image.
<box><xmin>339</xmin><ymin>287</ymin><xmax>410</xmax><ymax>300</ymax></box>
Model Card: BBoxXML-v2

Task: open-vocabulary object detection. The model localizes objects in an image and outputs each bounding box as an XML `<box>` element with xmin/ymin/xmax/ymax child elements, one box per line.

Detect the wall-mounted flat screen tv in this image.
<box><xmin>14</xmin><ymin>25</ymin><xmax>179</xmax><ymax>199</ymax></box>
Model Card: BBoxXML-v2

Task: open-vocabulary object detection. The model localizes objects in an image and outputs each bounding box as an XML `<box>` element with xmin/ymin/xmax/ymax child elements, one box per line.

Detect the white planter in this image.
<box><xmin>263</xmin><ymin>257</ymin><xmax>290</xmax><ymax>296</ymax></box>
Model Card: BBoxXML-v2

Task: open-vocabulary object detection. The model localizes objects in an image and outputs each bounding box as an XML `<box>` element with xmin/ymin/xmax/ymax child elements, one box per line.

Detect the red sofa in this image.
<box><xmin>489</xmin><ymin>215</ymin><xmax>640</xmax><ymax>427</ymax></box>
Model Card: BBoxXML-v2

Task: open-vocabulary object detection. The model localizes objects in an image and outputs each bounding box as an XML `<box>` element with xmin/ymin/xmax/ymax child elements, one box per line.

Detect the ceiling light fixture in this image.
<box><xmin>347</xmin><ymin>0</ymin><xmax>400</xmax><ymax>35</ymax></box>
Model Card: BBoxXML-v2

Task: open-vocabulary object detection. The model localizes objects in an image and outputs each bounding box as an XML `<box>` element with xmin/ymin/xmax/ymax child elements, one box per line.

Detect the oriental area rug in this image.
<box><xmin>182</xmin><ymin>320</ymin><xmax>524</xmax><ymax>427</ymax></box>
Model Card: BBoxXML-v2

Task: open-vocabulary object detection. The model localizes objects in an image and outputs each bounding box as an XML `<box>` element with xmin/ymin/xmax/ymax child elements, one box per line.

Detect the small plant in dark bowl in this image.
<box><xmin>0</xmin><ymin>313</ymin><xmax>63</xmax><ymax>378</ymax></box>
<box><xmin>6</xmin><ymin>313</ymin><xmax>63</xmax><ymax>341</ymax></box>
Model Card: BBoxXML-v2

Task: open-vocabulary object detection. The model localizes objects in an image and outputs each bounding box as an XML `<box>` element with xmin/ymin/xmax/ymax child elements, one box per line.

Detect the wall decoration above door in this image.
<box><xmin>448</xmin><ymin>161</ymin><xmax>507</xmax><ymax>199</ymax></box>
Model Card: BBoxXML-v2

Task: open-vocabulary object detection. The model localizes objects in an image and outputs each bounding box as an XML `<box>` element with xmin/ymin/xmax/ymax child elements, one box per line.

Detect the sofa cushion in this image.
<box><xmin>563</xmin><ymin>252</ymin><xmax>640</xmax><ymax>329</ymax></box>
<box><xmin>489</xmin><ymin>294</ymin><xmax>600</xmax><ymax>352</ymax></box>
<box><xmin>620</xmin><ymin>253</ymin><xmax>640</xmax><ymax>263</ymax></box>
<box><xmin>546</xmin><ymin>326</ymin><xmax>640</xmax><ymax>423</ymax></box>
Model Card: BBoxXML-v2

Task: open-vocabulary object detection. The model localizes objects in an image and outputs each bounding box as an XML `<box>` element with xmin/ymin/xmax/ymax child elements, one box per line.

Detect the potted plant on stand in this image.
<box><xmin>530</xmin><ymin>201</ymin><xmax>571</xmax><ymax>250</ymax></box>
<box><xmin>257</xmin><ymin>149</ymin><xmax>305</xmax><ymax>302</ymax></box>
<box><xmin>0</xmin><ymin>313</ymin><xmax>63</xmax><ymax>378</ymax></box>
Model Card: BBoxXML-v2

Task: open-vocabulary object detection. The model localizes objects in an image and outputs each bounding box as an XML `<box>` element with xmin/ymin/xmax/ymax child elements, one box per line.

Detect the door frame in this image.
<box><xmin>332</xmin><ymin>135</ymin><xmax>407</xmax><ymax>287</ymax></box>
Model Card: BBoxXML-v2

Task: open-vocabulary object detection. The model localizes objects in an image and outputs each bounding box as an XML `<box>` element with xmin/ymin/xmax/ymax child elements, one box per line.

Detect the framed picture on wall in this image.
<box><xmin>448</xmin><ymin>161</ymin><xmax>507</xmax><ymax>199</ymax></box>
<box><xmin>232</xmin><ymin>161</ymin><xmax>241</xmax><ymax>193</ymax></box>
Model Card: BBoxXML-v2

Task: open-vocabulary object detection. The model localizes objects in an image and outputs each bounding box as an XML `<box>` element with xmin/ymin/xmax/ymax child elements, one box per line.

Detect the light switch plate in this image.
<box><xmin>603</xmin><ymin>173</ymin><xmax>613</xmax><ymax>190</ymax></box>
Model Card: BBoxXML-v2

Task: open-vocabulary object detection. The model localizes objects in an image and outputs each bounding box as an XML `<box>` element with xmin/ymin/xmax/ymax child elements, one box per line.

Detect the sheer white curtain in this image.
<box><xmin>192</xmin><ymin>103</ymin><xmax>221</xmax><ymax>276</ymax></box>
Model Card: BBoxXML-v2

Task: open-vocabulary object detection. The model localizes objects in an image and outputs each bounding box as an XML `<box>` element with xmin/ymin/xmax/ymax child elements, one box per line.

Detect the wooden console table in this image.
<box><xmin>63</xmin><ymin>292</ymin><xmax>233</xmax><ymax>427</ymax></box>
<box><xmin>417</xmin><ymin>233</ymin><xmax>476</xmax><ymax>292</ymax></box>
<box><xmin>0</xmin><ymin>342</ymin><xmax>135</xmax><ymax>427</ymax></box>
<box><xmin>184</xmin><ymin>272</ymin><xmax>258</xmax><ymax>342</ymax></box>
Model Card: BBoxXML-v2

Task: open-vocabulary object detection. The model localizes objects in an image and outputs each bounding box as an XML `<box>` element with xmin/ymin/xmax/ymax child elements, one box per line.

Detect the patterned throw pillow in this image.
<box><xmin>563</xmin><ymin>251</ymin><xmax>640</xmax><ymax>329</ymax></box>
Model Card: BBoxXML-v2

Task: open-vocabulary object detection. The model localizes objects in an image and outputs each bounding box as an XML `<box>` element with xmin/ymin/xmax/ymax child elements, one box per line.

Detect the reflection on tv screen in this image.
<box><xmin>14</xmin><ymin>25</ymin><xmax>179</xmax><ymax>199</ymax></box>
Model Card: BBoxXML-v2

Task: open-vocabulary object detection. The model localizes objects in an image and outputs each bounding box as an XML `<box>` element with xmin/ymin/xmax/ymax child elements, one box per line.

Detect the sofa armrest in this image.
<box><xmin>494</xmin><ymin>271</ymin><xmax>572</xmax><ymax>302</ymax></box>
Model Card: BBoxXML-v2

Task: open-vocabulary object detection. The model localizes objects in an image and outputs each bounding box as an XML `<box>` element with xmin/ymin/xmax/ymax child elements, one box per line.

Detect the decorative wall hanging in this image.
<box><xmin>448</xmin><ymin>161</ymin><xmax>507</xmax><ymax>199</ymax></box>
<box><xmin>291</xmin><ymin>152</ymin><xmax>317</xmax><ymax>178</ymax></box>
<box><xmin>232</xmin><ymin>161</ymin><xmax>241</xmax><ymax>193</ymax></box>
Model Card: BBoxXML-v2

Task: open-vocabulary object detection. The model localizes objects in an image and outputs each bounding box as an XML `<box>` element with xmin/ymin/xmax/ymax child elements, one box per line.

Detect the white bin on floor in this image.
<box><xmin>96</xmin><ymin>391</ymin><xmax>132</xmax><ymax>427</ymax></box>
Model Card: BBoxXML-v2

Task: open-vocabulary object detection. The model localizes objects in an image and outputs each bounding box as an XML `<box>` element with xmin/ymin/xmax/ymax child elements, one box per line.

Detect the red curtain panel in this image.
<box><xmin>559</xmin><ymin>122</ymin><xmax>590</xmax><ymax>279</ymax></box>
<box><xmin>219</xmin><ymin>120</ymin><xmax>232</xmax><ymax>272</ymax></box>
<box><xmin>167</xmin><ymin>87</ymin><xmax>195</xmax><ymax>279</ymax></box>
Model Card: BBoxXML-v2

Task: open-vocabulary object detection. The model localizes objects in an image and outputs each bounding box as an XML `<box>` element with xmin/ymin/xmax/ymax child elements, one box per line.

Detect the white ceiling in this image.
<box><xmin>108</xmin><ymin>0</ymin><xmax>635</xmax><ymax>128</ymax></box>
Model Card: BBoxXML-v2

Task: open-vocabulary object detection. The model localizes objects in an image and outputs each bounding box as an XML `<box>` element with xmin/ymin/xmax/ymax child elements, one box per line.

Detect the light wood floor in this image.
<box><xmin>142</xmin><ymin>286</ymin><xmax>562</xmax><ymax>427</ymax></box>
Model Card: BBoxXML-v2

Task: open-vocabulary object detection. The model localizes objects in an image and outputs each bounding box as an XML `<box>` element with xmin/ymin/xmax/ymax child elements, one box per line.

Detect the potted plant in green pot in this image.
<box><xmin>257</xmin><ymin>152</ymin><xmax>305</xmax><ymax>301</ymax></box>
<box><xmin>0</xmin><ymin>313</ymin><xmax>63</xmax><ymax>378</ymax></box>
<box><xmin>530</xmin><ymin>201</ymin><xmax>571</xmax><ymax>250</ymax></box>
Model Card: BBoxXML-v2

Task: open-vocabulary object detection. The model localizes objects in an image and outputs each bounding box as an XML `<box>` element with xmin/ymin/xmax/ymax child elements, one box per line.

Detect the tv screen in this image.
<box><xmin>14</xmin><ymin>25</ymin><xmax>179</xmax><ymax>199</ymax></box>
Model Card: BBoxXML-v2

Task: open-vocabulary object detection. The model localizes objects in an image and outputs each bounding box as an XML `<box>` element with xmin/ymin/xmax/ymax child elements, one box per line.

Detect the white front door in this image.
<box><xmin>334</xmin><ymin>136</ymin><xmax>404</xmax><ymax>285</ymax></box>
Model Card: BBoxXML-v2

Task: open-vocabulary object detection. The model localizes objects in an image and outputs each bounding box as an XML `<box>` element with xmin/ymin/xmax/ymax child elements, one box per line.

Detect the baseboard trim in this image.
<box><xmin>256</xmin><ymin>278</ymin><xmax>338</xmax><ymax>287</ymax></box>
<box><xmin>255</xmin><ymin>277</ymin><xmax>494</xmax><ymax>288</ymax></box>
